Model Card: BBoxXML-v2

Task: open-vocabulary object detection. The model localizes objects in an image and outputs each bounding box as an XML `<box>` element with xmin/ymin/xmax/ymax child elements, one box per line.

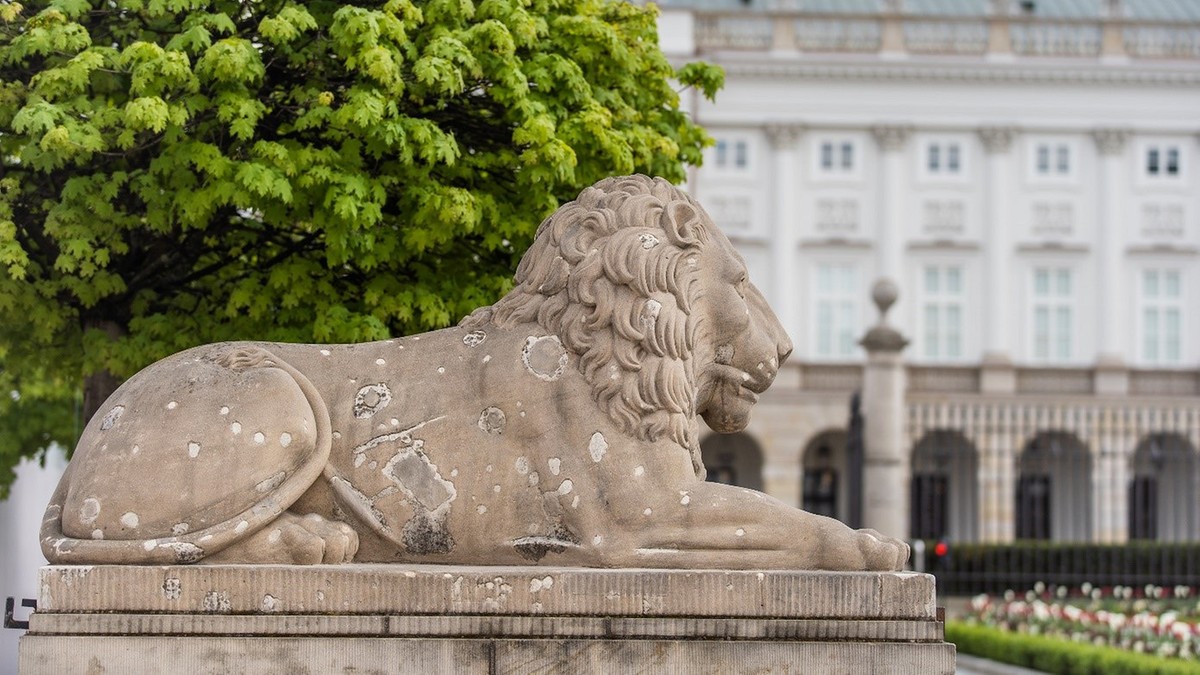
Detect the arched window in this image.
<box><xmin>910</xmin><ymin>431</ymin><xmax>979</xmax><ymax>542</ymax></box>
<box><xmin>700</xmin><ymin>433</ymin><xmax>764</xmax><ymax>492</ymax></box>
<box><xmin>1131</xmin><ymin>433</ymin><xmax>1198</xmax><ymax>542</ymax></box>
<box><xmin>1016</xmin><ymin>432</ymin><xmax>1091</xmax><ymax>542</ymax></box>
<box><xmin>801</xmin><ymin>430</ymin><xmax>849</xmax><ymax>523</ymax></box>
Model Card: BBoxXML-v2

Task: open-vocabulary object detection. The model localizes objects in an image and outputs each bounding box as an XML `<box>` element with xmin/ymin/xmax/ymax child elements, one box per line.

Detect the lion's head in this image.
<box><xmin>462</xmin><ymin>175</ymin><xmax>792</xmax><ymax>476</ymax></box>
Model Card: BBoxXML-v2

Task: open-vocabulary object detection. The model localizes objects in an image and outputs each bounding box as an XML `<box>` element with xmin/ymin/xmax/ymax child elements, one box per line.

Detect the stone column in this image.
<box><xmin>985</xmin><ymin>0</ymin><xmax>1014</xmax><ymax>62</ymax></box>
<box><xmin>1094</xmin><ymin>427</ymin><xmax>1128</xmax><ymax>543</ymax></box>
<box><xmin>879</xmin><ymin>0</ymin><xmax>907</xmax><ymax>59</ymax></box>
<box><xmin>870</xmin><ymin>125</ymin><xmax>912</xmax><ymax>305</ymax></box>
<box><xmin>978</xmin><ymin>127</ymin><xmax>1017</xmax><ymax>394</ymax></box>
<box><xmin>860</xmin><ymin>279</ymin><xmax>911</xmax><ymax>541</ymax></box>
<box><xmin>977</xmin><ymin>406</ymin><xmax>1005</xmax><ymax>542</ymax></box>
<box><xmin>1093</xmin><ymin>129</ymin><xmax>1131</xmax><ymax>395</ymax></box>
<box><xmin>765</xmin><ymin>124</ymin><xmax>804</xmax><ymax>347</ymax></box>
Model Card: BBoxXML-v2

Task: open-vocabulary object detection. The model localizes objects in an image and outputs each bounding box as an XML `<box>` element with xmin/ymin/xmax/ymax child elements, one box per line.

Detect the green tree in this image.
<box><xmin>0</xmin><ymin>0</ymin><xmax>722</xmax><ymax>495</ymax></box>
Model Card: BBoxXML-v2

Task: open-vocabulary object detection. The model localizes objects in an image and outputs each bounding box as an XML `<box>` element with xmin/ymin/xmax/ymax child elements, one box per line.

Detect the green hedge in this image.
<box><xmin>946</xmin><ymin>621</ymin><xmax>1200</xmax><ymax>675</ymax></box>
<box><xmin>924</xmin><ymin>541</ymin><xmax>1200</xmax><ymax>595</ymax></box>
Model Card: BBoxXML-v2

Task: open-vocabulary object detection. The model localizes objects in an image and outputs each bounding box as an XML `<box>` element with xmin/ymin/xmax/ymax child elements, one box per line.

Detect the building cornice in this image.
<box><xmin>690</xmin><ymin>57</ymin><xmax>1200</xmax><ymax>87</ymax></box>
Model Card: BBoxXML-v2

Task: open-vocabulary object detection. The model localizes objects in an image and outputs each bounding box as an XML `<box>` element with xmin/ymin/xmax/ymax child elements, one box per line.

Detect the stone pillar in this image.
<box><xmin>1093</xmin><ymin>129</ymin><xmax>1131</xmax><ymax>395</ymax></box>
<box><xmin>977</xmin><ymin>406</ymin><xmax>1005</xmax><ymax>543</ymax></box>
<box><xmin>860</xmin><ymin>279</ymin><xmax>911</xmax><ymax>542</ymax></box>
<box><xmin>765</xmin><ymin>124</ymin><xmax>804</xmax><ymax>347</ymax></box>
<box><xmin>879</xmin><ymin>0</ymin><xmax>907</xmax><ymax>59</ymax></box>
<box><xmin>978</xmin><ymin>127</ymin><xmax>1017</xmax><ymax>394</ymax></box>
<box><xmin>763</xmin><ymin>124</ymin><xmax>801</xmax><ymax>345</ymax></box>
<box><xmin>1094</xmin><ymin>428</ymin><xmax>1129</xmax><ymax>544</ymax></box>
<box><xmin>985</xmin><ymin>0</ymin><xmax>1013</xmax><ymax>61</ymax></box>
<box><xmin>1100</xmin><ymin>0</ymin><xmax>1128</xmax><ymax>62</ymax></box>
<box><xmin>870</xmin><ymin>125</ymin><xmax>912</xmax><ymax>309</ymax></box>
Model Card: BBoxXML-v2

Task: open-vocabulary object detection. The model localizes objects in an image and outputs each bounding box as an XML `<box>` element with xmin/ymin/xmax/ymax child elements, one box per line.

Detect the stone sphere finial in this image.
<box><xmin>871</xmin><ymin>278</ymin><xmax>898</xmax><ymax>321</ymax></box>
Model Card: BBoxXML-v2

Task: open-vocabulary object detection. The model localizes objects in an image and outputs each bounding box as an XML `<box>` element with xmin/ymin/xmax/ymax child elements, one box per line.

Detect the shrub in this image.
<box><xmin>946</xmin><ymin>621</ymin><xmax>1200</xmax><ymax>675</ymax></box>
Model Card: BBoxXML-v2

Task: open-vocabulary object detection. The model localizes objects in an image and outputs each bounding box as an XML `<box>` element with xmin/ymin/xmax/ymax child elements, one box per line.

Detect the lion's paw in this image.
<box><xmin>204</xmin><ymin>512</ymin><xmax>358</xmax><ymax>564</ymax></box>
<box><xmin>855</xmin><ymin>528</ymin><xmax>910</xmax><ymax>571</ymax></box>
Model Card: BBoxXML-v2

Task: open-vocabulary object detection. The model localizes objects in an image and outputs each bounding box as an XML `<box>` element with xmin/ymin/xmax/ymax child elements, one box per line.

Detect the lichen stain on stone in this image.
<box><xmin>262</xmin><ymin>594</ymin><xmax>280</xmax><ymax>612</ymax></box>
<box><xmin>588</xmin><ymin>432</ymin><xmax>608</xmax><ymax>462</ymax></box>
<box><xmin>187</xmin><ymin>441</ymin><xmax>201</xmax><ymax>458</ymax></box>
<box><xmin>463</xmin><ymin>330</ymin><xmax>487</xmax><ymax>347</ymax></box>
<box><xmin>382</xmin><ymin>440</ymin><xmax>457</xmax><ymax>555</ymax></box>
<box><xmin>512</xmin><ymin>522</ymin><xmax>581</xmax><ymax>563</ymax></box>
<box><xmin>353</xmin><ymin>383</ymin><xmax>393</xmax><ymax>419</ymax></box>
<box><xmin>514</xmin><ymin>456</ymin><xmax>530</xmax><ymax>475</ymax></box>
<box><xmin>100</xmin><ymin>405</ymin><xmax>124</xmax><ymax>430</ymax></box>
<box><xmin>79</xmin><ymin>498</ymin><xmax>101</xmax><ymax>526</ymax></box>
<box><xmin>202</xmin><ymin>590</ymin><xmax>231</xmax><ymax>613</ymax></box>
<box><xmin>522</xmin><ymin>335</ymin><xmax>568</xmax><ymax>381</ymax></box>
<box><xmin>120</xmin><ymin>512</ymin><xmax>139</xmax><ymax>528</ymax></box>
<box><xmin>478</xmin><ymin>406</ymin><xmax>506</xmax><ymax>435</ymax></box>
<box><xmin>161</xmin><ymin>541</ymin><xmax>204</xmax><ymax>563</ymax></box>
<box><xmin>548</xmin><ymin>457</ymin><xmax>561</xmax><ymax>475</ymax></box>
<box><xmin>162</xmin><ymin>578</ymin><xmax>181</xmax><ymax>600</ymax></box>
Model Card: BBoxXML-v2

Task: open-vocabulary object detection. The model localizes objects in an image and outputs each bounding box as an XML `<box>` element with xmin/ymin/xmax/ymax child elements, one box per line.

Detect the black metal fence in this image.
<box><xmin>923</xmin><ymin>541</ymin><xmax>1200</xmax><ymax>596</ymax></box>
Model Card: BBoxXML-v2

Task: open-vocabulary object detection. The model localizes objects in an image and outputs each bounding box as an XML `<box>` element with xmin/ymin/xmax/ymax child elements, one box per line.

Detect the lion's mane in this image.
<box><xmin>462</xmin><ymin>175</ymin><xmax>715</xmax><ymax>476</ymax></box>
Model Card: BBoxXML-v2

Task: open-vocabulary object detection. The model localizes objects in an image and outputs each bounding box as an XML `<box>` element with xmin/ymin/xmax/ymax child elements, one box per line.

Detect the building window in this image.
<box><xmin>925</xmin><ymin>141</ymin><xmax>963</xmax><ymax>176</ymax></box>
<box><xmin>1140</xmin><ymin>270</ymin><xmax>1182</xmax><ymax>365</ymax></box>
<box><xmin>1144</xmin><ymin>143</ymin><xmax>1183</xmax><ymax>180</ymax></box>
<box><xmin>814</xmin><ymin>264</ymin><xmax>859</xmax><ymax>359</ymax></box>
<box><xmin>921</xmin><ymin>266</ymin><xmax>964</xmax><ymax>361</ymax></box>
<box><xmin>1031</xmin><ymin>267</ymin><xmax>1073</xmax><ymax>362</ymax></box>
<box><xmin>713</xmin><ymin>137</ymin><xmax>750</xmax><ymax>172</ymax></box>
<box><xmin>815</xmin><ymin>137</ymin><xmax>857</xmax><ymax>177</ymax></box>
<box><xmin>1034</xmin><ymin>142</ymin><xmax>1071</xmax><ymax>176</ymax></box>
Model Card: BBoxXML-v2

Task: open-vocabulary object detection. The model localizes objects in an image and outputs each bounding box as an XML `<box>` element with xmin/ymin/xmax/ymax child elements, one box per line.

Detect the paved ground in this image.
<box><xmin>956</xmin><ymin>653</ymin><xmax>1046</xmax><ymax>674</ymax></box>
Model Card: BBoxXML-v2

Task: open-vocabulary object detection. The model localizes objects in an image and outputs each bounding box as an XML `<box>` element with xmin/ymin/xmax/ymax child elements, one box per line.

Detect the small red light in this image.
<box><xmin>934</xmin><ymin>542</ymin><xmax>948</xmax><ymax>557</ymax></box>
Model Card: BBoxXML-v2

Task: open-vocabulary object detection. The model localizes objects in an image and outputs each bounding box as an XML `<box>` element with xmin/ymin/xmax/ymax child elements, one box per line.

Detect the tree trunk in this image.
<box><xmin>81</xmin><ymin>319</ymin><xmax>126</xmax><ymax>427</ymax></box>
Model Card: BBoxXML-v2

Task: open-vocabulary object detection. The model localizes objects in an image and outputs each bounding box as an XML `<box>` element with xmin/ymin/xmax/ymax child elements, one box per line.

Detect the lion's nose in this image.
<box><xmin>777</xmin><ymin>337</ymin><xmax>793</xmax><ymax>366</ymax></box>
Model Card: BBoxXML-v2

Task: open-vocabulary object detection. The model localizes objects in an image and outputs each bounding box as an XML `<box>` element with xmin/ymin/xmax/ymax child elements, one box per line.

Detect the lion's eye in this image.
<box><xmin>735</xmin><ymin>275</ymin><xmax>748</xmax><ymax>298</ymax></box>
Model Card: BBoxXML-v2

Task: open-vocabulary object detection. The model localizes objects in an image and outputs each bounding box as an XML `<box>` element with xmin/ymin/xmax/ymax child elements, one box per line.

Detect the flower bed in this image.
<box><xmin>962</xmin><ymin>582</ymin><xmax>1200</xmax><ymax>661</ymax></box>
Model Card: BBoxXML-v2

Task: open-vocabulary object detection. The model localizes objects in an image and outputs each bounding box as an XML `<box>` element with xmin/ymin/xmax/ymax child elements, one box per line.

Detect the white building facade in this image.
<box><xmin>662</xmin><ymin>0</ymin><xmax>1200</xmax><ymax>544</ymax></box>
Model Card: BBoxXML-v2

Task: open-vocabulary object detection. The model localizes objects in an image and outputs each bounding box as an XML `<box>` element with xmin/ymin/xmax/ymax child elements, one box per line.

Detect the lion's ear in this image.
<box><xmin>663</xmin><ymin>201</ymin><xmax>703</xmax><ymax>247</ymax></box>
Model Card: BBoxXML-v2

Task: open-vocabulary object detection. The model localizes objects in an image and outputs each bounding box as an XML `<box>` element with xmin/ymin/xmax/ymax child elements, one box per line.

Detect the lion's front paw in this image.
<box><xmin>855</xmin><ymin>528</ymin><xmax>910</xmax><ymax>571</ymax></box>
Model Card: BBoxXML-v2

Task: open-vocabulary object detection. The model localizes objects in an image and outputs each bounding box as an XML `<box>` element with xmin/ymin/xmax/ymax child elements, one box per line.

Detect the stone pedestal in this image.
<box><xmin>20</xmin><ymin>565</ymin><xmax>954</xmax><ymax>674</ymax></box>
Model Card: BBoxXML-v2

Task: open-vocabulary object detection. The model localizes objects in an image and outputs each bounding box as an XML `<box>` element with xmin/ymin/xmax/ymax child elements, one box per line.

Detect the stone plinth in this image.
<box><xmin>20</xmin><ymin>565</ymin><xmax>954</xmax><ymax>674</ymax></box>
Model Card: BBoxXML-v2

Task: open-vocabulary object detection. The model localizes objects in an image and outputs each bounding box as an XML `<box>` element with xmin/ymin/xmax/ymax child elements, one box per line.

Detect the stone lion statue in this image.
<box><xmin>41</xmin><ymin>175</ymin><xmax>909</xmax><ymax>571</ymax></box>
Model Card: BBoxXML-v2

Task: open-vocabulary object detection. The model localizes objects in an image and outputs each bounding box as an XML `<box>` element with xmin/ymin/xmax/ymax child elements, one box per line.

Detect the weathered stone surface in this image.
<box><xmin>20</xmin><ymin>565</ymin><xmax>955</xmax><ymax>674</ymax></box>
<box><xmin>39</xmin><ymin>175</ymin><xmax>909</xmax><ymax>571</ymax></box>
<box><xmin>21</xmin><ymin>636</ymin><xmax>956</xmax><ymax>674</ymax></box>
<box><xmin>33</xmin><ymin>565</ymin><xmax>936</xmax><ymax>618</ymax></box>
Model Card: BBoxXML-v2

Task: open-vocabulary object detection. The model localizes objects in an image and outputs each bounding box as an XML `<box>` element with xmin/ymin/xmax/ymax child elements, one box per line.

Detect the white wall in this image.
<box><xmin>0</xmin><ymin>448</ymin><xmax>66</xmax><ymax>675</ymax></box>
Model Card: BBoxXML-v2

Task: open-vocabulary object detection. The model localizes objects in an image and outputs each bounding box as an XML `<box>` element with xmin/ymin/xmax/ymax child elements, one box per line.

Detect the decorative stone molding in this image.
<box><xmin>860</xmin><ymin>279</ymin><xmax>909</xmax><ymax>352</ymax></box>
<box><xmin>1092</xmin><ymin>128</ymin><xmax>1131</xmax><ymax>155</ymax></box>
<box><xmin>1141</xmin><ymin>203</ymin><xmax>1185</xmax><ymax>240</ymax></box>
<box><xmin>713</xmin><ymin>61</ymin><xmax>1200</xmax><ymax>87</ymax></box>
<box><xmin>870</xmin><ymin>125</ymin><xmax>913</xmax><ymax>152</ymax></box>
<box><xmin>977</xmin><ymin>126</ymin><xmax>1015</xmax><ymax>154</ymax></box>
<box><xmin>764</xmin><ymin>123</ymin><xmax>804</xmax><ymax>150</ymax></box>
<box><xmin>1031</xmin><ymin>202</ymin><xmax>1074</xmax><ymax>238</ymax></box>
<box><xmin>815</xmin><ymin>198</ymin><xmax>859</xmax><ymax>235</ymax></box>
<box><xmin>922</xmin><ymin>200</ymin><xmax>966</xmax><ymax>237</ymax></box>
